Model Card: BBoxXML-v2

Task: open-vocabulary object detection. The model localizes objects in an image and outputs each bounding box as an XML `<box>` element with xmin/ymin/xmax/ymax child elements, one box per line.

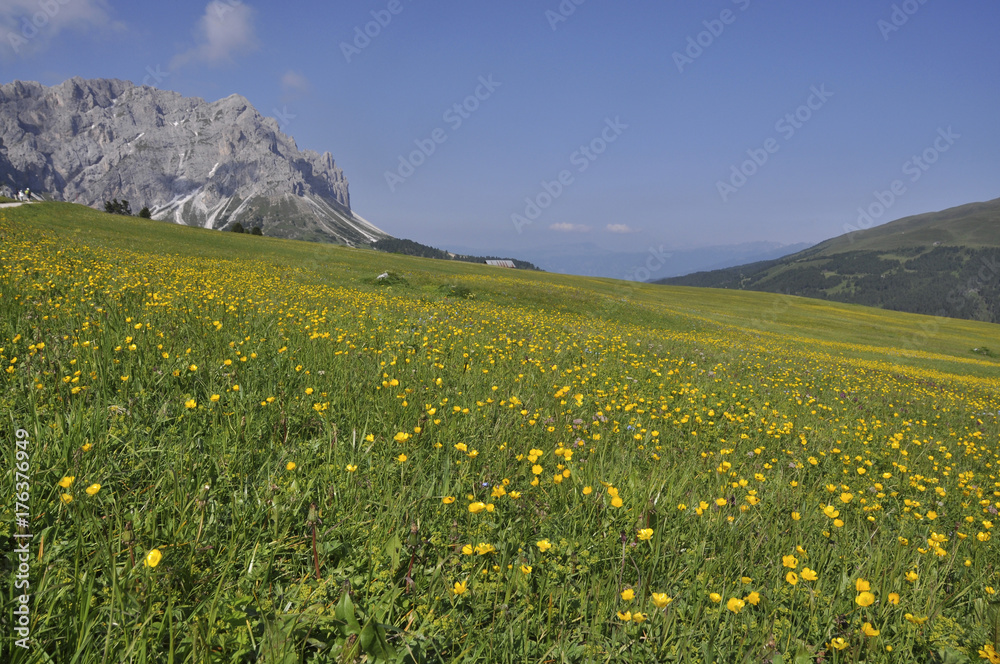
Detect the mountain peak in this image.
<box><xmin>0</xmin><ymin>76</ymin><xmax>388</xmax><ymax>246</ymax></box>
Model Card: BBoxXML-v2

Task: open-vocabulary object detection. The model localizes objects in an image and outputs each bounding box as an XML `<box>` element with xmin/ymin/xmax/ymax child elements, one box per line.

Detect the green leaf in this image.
<box><xmin>936</xmin><ymin>646</ymin><xmax>971</xmax><ymax>664</ymax></box>
<box><xmin>335</xmin><ymin>591</ymin><xmax>362</xmax><ymax>636</ymax></box>
<box><xmin>360</xmin><ymin>618</ymin><xmax>398</xmax><ymax>661</ymax></box>
<box><xmin>385</xmin><ymin>533</ymin><xmax>402</xmax><ymax>571</ymax></box>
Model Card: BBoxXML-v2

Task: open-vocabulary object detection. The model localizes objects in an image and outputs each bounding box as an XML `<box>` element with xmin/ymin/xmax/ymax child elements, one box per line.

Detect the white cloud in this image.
<box><xmin>550</xmin><ymin>223</ymin><xmax>590</xmax><ymax>233</ymax></box>
<box><xmin>172</xmin><ymin>1</ymin><xmax>259</xmax><ymax>68</ymax></box>
<box><xmin>606</xmin><ymin>223</ymin><xmax>637</xmax><ymax>233</ymax></box>
<box><xmin>280</xmin><ymin>69</ymin><xmax>310</xmax><ymax>97</ymax></box>
<box><xmin>1</xmin><ymin>0</ymin><xmax>118</xmax><ymax>59</ymax></box>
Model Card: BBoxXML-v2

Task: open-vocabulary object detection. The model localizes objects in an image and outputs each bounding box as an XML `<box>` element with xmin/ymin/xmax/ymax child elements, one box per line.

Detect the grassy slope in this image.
<box><xmin>807</xmin><ymin>197</ymin><xmax>1000</xmax><ymax>255</ymax></box>
<box><xmin>3</xmin><ymin>202</ymin><xmax>1000</xmax><ymax>663</ymax></box>
<box><xmin>657</xmin><ymin>197</ymin><xmax>1000</xmax><ymax>324</ymax></box>
<box><xmin>15</xmin><ymin>202</ymin><xmax>1000</xmax><ymax>381</ymax></box>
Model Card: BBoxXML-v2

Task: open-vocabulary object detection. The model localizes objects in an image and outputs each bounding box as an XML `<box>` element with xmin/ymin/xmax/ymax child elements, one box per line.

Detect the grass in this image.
<box><xmin>811</xmin><ymin>197</ymin><xmax>1000</xmax><ymax>255</ymax></box>
<box><xmin>2</xmin><ymin>202</ymin><xmax>999</xmax><ymax>663</ymax></box>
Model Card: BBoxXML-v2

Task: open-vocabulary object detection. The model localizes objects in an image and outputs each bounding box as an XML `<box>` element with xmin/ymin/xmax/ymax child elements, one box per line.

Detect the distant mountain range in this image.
<box><xmin>0</xmin><ymin>77</ymin><xmax>387</xmax><ymax>245</ymax></box>
<box><xmin>458</xmin><ymin>241</ymin><xmax>813</xmax><ymax>281</ymax></box>
<box><xmin>658</xmin><ymin>197</ymin><xmax>1000</xmax><ymax>323</ymax></box>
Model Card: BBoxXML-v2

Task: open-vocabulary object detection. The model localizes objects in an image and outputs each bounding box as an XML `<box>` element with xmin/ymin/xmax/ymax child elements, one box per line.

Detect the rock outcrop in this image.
<box><xmin>0</xmin><ymin>77</ymin><xmax>388</xmax><ymax>245</ymax></box>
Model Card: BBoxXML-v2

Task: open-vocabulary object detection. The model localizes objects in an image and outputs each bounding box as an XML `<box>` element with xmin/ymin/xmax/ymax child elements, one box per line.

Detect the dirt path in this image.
<box><xmin>0</xmin><ymin>202</ymin><xmax>25</xmax><ymax>208</ymax></box>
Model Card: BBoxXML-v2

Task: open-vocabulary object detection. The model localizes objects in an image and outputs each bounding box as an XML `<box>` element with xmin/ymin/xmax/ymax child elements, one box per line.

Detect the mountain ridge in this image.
<box><xmin>0</xmin><ymin>76</ymin><xmax>388</xmax><ymax>245</ymax></box>
<box><xmin>656</xmin><ymin>197</ymin><xmax>1000</xmax><ymax>323</ymax></box>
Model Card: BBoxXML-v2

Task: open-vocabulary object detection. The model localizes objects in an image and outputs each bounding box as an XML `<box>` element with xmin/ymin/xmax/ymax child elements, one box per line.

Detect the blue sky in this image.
<box><xmin>3</xmin><ymin>0</ymin><xmax>999</xmax><ymax>258</ymax></box>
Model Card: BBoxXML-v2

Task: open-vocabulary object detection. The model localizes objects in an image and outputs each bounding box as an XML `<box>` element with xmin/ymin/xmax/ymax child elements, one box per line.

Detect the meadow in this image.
<box><xmin>1</xmin><ymin>203</ymin><xmax>999</xmax><ymax>663</ymax></box>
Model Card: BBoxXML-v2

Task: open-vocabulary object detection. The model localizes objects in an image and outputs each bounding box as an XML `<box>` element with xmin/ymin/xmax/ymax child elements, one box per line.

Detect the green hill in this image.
<box><xmin>657</xmin><ymin>197</ymin><xmax>1000</xmax><ymax>323</ymax></box>
<box><xmin>2</xmin><ymin>202</ymin><xmax>998</xmax><ymax>663</ymax></box>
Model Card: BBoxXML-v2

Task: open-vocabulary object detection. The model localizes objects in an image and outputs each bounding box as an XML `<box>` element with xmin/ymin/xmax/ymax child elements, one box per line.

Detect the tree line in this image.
<box><xmin>371</xmin><ymin>237</ymin><xmax>540</xmax><ymax>270</ymax></box>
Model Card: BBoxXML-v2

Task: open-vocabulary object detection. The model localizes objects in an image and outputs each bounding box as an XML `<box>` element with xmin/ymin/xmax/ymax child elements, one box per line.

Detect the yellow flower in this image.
<box><xmin>86</xmin><ymin>483</ymin><xmax>101</xmax><ymax>495</ymax></box>
<box><xmin>286</xmin><ymin>462</ymin><xmax>296</xmax><ymax>471</ymax></box>
<box><xmin>715</xmin><ymin>498</ymin><xmax>728</xmax><ymax>507</ymax></box>
<box><xmin>58</xmin><ymin>476</ymin><xmax>75</xmax><ymax>488</ymax></box>
<box><xmin>888</xmin><ymin>592</ymin><xmax>900</xmax><ymax>604</ymax></box>
<box><xmin>184</xmin><ymin>399</ymin><xmax>197</xmax><ymax>409</ymax></box>
<box><xmin>782</xmin><ymin>555</ymin><xmax>798</xmax><ymax>569</ymax></box>
<box><xmin>631</xmin><ymin>612</ymin><xmax>646</xmax><ymax>623</ymax></box>
<box><xmin>745</xmin><ymin>591</ymin><xmax>760</xmax><ymax>606</ymax></box>
<box><xmin>393</xmin><ymin>432</ymin><xmax>411</xmax><ymax>443</ymax></box>
<box><xmin>856</xmin><ymin>591</ymin><xmax>875</xmax><ymax>607</ymax></box>
<box><xmin>801</xmin><ymin>568</ymin><xmax>818</xmax><ymax>581</ymax></box>
<box><xmin>531</xmin><ymin>464</ymin><xmax>543</xmax><ymax>475</ymax></box>
<box><xmin>60</xmin><ymin>493</ymin><xmax>73</xmax><ymax>504</ymax></box>
<box><xmin>468</xmin><ymin>502</ymin><xmax>486</xmax><ymax>514</ymax></box>
<box><xmin>637</xmin><ymin>528</ymin><xmax>653</xmax><ymax>541</ymax></box>
<box><xmin>651</xmin><ymin>593</ymin><xmax>672</xmax><ymax>608</ymax></box>
<box><xmin>904</xmin><ymin>613</ymin><xmax>928</xmax><ymax>625</ymax></box>
<box><xmin>188</xmin><ymin>364</ymin><xmax>197</xmax><ymax>372</ymax></box>
<box><xmin>856</xmin><ymin>578</ymin><xmax>871</xmax><ymax>592</ymax></box>
<box><xmin>621</xmin><ymin>588</ymin><xmax>635</xmax><ymax>601</ymax></box>
<box><xmin>823</xmin><ymin>505</ymin><xmax>839</xmax><ymax>519</ymax></box>
<box><xmin>830</xmin><ymin>637</ymin><xmax>848</xmax><ymax>651</ymax></box>
<box><xmin>81</xmin><ymin>443</ymin><xmax>92</xmax><ymax>452</ymax></box>
<box><xmin>474</xmin><ymin>543</ymin><xmax>495</xmax><ymax>556</ymax></box>
<box><xmin>840</xmin><ymin>492</ymin><xmax>854</xmax><ymax>503</ymax></box>
<box><xmin>582</xmin><ymin>486</ymin><xmax>593</xmax><ymax>495</ymax></box>
<box><xmin>442</xmin><ymin>496</ymin><xmax>455</xmax><ymax>504</ymax></box>
<box><xmin>741</xmin><ymin>576</ymin><xmax>752</xmax><ymax>584</ymax></box>
<box><xmin>611</xmin><ymin>496</ymin><xmax>624</xmax><ymax>508</ymax></box>
<box><xmin>785</xmin><ymin>572</ymin><xmax>798</xmax><ymax>585</ymax></box>
<box><xmin>905</xmin><ymin>571</ymin><xmax>918</xmax><ymax>583</ymax></box>
<box><xmin>709</xmin><ymin>593</ymin><xmax>722</xmax><ymax>603</ymax></box>
<box><xmin>861</xmin><ymin>622</ymin><xmax>880</xmax><ymax>637</ymax></box>
<box><xmin>396</xmin><ymin>454</ymin><xmax>407</xmax><ymax>463</ymax></box>
<box><xmin>210</xmin><ymin>394</ymin><xmax>220</xmax><ymax>402</ymax></box>
<box><xmin>452</xmin><ymin>580</ymin><xmax>468</xmax><ymax>595</ymax></box>
<box><xmin>726</xmin><ymin>597</ymin><xmax>745</xmax><ymax>613</ymax></box>
<box><xmin>462</xmin><ymin>544</ymin><xmax>474</xmax><ymax>555</ymax></box>
<box><xmin>791</xmin><ymin>511</ymin><xmax>801</xmax><ymax>520</ymax></box>
<box><xmin>520</xmin><ymin>565</ymin><xmax>532</xmax><ymax>574</ymax></box>
<box><xmin>617</xmin><ymin>610</ymin><xmax>632</xmax><ymax>621</ymax></box>
<box><xmin>144</xmin><ymin>549</ymin><xmax>162</xmax><ymax>568</ymax></box>
<box><xmin>978</xmin><ymin>644</ymin><xmax>1000</xmax><ymax>664</ymax></box>
<box><xmin>454</xmin><ymin>442</ymin><xmax>467</xmax><ymax>452</ymax></box>
<box><xmin>345</xmin><ymin>464</ymin><xmax>358</xmax><ymax>472</ymax></box>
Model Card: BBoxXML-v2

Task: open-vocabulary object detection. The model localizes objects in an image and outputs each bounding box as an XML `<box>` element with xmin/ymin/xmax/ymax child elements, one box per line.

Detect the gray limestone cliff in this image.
<box><xmin>0</xmin><ymin>77</ymin><xmax>388</xmax><ymax>245</ymax></box>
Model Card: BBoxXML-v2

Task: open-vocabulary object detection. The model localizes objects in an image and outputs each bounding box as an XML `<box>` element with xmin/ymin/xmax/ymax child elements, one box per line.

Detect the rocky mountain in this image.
<box><xmin>0</xmin><ymin>77</ymin><xmax>388</xmax><ymax>245</ymax></box>
<box><xmin>657</xmin><ymin>197</ymin><xmax>1000</xmax><ymax>323</ymax></box>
